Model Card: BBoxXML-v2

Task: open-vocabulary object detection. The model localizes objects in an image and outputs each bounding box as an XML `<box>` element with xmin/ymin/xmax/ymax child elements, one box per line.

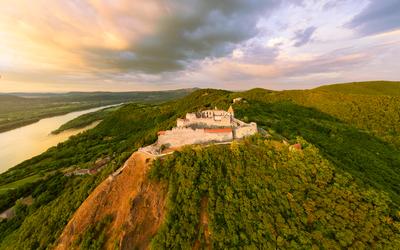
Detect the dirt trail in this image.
<box><xmin>193</xmin><ymin>197</ymin><xmax>211</xmax><ymax>250</ymax></box>
<box><xmin>55</xmin><ymin>152</ymin><xmax>167</xmax><ymax>250</ymax></box>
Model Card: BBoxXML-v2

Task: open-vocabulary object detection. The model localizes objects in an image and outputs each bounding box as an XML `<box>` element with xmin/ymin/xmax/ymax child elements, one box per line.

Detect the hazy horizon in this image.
<box><xmin>1</xmin><ymin>80</ymin><xmax>399</xmax><ymax>94</ymax></box>
<box><xmin>1</xmin><ymin>0</ymin><xmax>399</xmax><ymax>92</ymax></box>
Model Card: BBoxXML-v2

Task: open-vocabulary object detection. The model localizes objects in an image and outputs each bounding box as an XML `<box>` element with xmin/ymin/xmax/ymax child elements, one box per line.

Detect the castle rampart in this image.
<box><xmin>140</xmin><ymin>105</ymin><xmax>257</xmax><ymax>155</ymax></box>
<box><xmin>157</xmin><ymin>127</ymin><xmax>233</xmax><ymax>148</ymax></box>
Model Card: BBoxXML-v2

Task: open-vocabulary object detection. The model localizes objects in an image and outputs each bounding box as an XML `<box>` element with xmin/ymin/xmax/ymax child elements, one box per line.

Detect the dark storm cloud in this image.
<box><xmin>347</xmin><ymin>0</ymin><xmax>400</xmax><ymax>36</ymax></box>
<box><xmin>83</xmin><ymin>0</ymin><xmax>282</xmax><ymax>74</ymax></box>
<box><xmin>293</xmin><ymin>26</ymin><xmax>317</xmax><ymax>47</ymax></box>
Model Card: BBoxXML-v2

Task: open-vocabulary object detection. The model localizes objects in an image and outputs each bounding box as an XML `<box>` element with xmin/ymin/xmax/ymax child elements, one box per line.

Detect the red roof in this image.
<box><xmin>204</xmin><ymin>128</ymin><xmax>232</xmax><ymax>133</ymax></box>
<box><xmin>292</xmin><ymin>143</ymin><xmax>302</xmax><ymax>150</ymax></box>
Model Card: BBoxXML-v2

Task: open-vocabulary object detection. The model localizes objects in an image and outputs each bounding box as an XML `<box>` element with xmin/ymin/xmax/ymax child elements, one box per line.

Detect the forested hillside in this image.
<box><xmin>0</xmin><ymin>82</ymin><xmax>399</xmax><ymax>249</ymax></box>
<box><xmin>0</xmin><ymin>90</ymin><xmax>230</xmax><ymax>249</ymax></box>
<box><xmin>241</xmin><ymin>84</ymin><xmax>400</xmax><ymax>148</ymax></box>
<box><xmin>315</xmin><ymin>81</ymin><xmax>400</xmax><ymax>96</ymax></box>
<box><xmin>150</xmin><ymin>138</ymin><xmax>400</xmax><ymax>249</ymax></box>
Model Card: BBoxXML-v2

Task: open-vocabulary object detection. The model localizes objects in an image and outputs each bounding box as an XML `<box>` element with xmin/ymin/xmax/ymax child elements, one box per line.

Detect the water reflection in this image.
<box><xmin>0</xmin><ymin>105</ymin><xmax>118</xmax><ymax>173</ymax></box>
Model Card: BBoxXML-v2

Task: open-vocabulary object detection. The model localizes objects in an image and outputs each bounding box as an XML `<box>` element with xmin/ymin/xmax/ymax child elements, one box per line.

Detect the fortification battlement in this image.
<box><xmin>140</xmin><ymin>105</ymin><xmax>257</xmax><ymax>155</ymax></box>
<box><xmin>177</xmin><ymin>107</ymin><xmax>234</xmax><ymax>128</ymax></box>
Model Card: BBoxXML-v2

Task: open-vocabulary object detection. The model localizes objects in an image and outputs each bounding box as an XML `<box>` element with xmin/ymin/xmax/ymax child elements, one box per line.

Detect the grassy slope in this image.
<box><xmin>0</xmin><ymin>175</ymin><xmax>41</xmax><ymax>195</ymax></box>
<box><xmin>315</xmin><ymin>81</ymin><xmax>400</xmax><ymax>96</ymax></box>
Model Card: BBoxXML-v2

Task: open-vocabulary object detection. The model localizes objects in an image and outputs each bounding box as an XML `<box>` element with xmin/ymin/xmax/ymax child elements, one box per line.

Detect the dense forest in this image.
<box><xmin>240</xmin><ymin>81</ymin><xmax>400</xmax><ymax>147</ymax></box>
<box><xmin>150</xmin><ymin>137</ymin><xmax>400</xmax><ymax>249</ymax></box>
<box><xmin>0</xmin><ymin>82</ymin><xmax>399</xmax><ymax>249</ymax></box>
<box><xmin>51</xmin><ymin>106</ymin><xmax>122</xmax><ymax>134</ymax></box>
<box><xmin>315</xmin><ymin>81</ymin><xmax>400</xmax><ymax>96</ymax></box>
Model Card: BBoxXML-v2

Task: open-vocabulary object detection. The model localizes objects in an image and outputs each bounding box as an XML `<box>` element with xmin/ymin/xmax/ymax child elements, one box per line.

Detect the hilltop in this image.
<box><xmin>0</xmin><ymin>81</ymin><xmax>399</xmax><ymax>249</ymax></box>
<box><xmin>241</xmin><ymin>82</ymin><xmax>400</xmax><ymax>148</ymax></box>
<box><xmin>315</xmin><ymin>81</ymin><xmax>400</xmax><ymax>96</ymax></box>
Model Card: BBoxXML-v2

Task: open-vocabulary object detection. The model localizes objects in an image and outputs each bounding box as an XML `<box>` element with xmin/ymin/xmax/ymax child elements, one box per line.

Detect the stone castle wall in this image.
<box><xmin>234</xmin><ymin>122</ymin><xmax>258</xmax><ymax>139</ymax></box>
<box><xmin>177</xmin><ymin>117</ymin><xmax>231</xmax><ymax>128</ymax></box>
<box><xmin>157</xmin><ymin>127</ymin><xmax>233</xmax><ymax>148</ymax></box>
<box><xmin>177</xmin><ymin>110</ymin><xmax>233</xmax><ymax>128</ymax></box>
<box><xmin>140</xmin><ymin>107</ymin><xmax>258</xmax><ymax>155</ymax></box>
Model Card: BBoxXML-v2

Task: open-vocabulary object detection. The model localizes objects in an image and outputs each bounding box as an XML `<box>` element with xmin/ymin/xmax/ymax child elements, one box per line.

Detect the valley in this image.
<box><xmin>0</xmin><ymin>89</ymin><xmax>195</xmax><ymax>133</ymax></box>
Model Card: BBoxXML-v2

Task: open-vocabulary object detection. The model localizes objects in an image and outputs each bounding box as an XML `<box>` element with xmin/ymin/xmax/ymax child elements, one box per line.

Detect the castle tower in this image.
<box><xmin>228</xmin><ymin>105</ymin><xmax>234</xmax><ymax>118</ymax></box>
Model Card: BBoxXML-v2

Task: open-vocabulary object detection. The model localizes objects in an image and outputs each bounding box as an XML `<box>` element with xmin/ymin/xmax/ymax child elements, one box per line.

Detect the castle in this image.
<box><xmin>140</xmin><ymin>105</ymin><xmax>257</xmax><ymax>155</ymax></box>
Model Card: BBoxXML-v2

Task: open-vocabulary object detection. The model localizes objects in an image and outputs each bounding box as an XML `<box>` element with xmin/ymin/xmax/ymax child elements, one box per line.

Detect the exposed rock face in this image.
<box><xmin>55</xmin><ymin>152</ymin><xmax>167</xmax><ymax>250</ymax></box>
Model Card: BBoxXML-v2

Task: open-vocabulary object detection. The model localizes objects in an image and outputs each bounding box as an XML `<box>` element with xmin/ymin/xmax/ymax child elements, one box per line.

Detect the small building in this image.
<box><xmin>233</xmin><ymin>97</ymin><xmax>243</xmax><ymax>103</ymax></box>
<box><xmin>289</xmin><ymin>143</ymin><xmax>302</xmax><ymax>152</ymax></box>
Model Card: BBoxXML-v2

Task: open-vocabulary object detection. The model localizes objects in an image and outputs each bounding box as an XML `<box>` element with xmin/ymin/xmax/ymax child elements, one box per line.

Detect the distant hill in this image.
<box><xmin>0</xmin><ymin>94</ymin><xmax>25</xmax><ymax>102</ymax></box>
<box><xmin>240</xmin><ymin>81</ymin><xmax>400</xmax><ymax>148</ymax></box>
<box><xmin>315</xmin><ymin>81</ymin><xmax>400</xmax><ymax>96</ymax></box>
<box><xmin>8</xmin><ymin>88</ymin><xmax>198</xmax><ymax>100</ymax></box>
<box><xmin>0</xmin><ymin>88</ymin><xmax>196</xmax><ymax>133</ymax></box>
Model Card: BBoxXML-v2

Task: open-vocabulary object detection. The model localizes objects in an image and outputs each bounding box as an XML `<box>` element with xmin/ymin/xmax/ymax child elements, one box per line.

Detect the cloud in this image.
<box><xmin>347</xmin><ymin>0</ymin><xmax>400</xmax><ymax>36</ymax></box>
<box><xmin>323</xmin><ymin>0</ymin><xmax>348</xmax><ymax>11</ymax></box>
<box><xmin>82</xmin><ymin>0</ymin><xmax>283</xmax><ymax>74</ymax></box>
<box><xmin>0</xmin><ymin>0</ymin><xmax>282</xmax><ymax>76</ymax></box>
<box><xmin>1</xmin><ymin>0</ymin><xmax>400</xmax><ymax>92</ymax></box>
<box><xmin>189</xmin><ymin>44</ymin><xmax>380</xmax><ymax>85</ymax></box>
<box><xmin>293</xmin><ymin>26</ymin><xmax>317</xmax><ymax>47</ymax></box>
<box><xmin>283</xmin><ymin>51</ymin><xmax>369</xmax><ymax>77</ymax></box>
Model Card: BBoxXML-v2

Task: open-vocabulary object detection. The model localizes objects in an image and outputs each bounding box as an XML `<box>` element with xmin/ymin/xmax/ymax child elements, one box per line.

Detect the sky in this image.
<box><xmin>0</xmin><ymin>0</ymin><xmax>399</xmax><ymax>92</ymax></box>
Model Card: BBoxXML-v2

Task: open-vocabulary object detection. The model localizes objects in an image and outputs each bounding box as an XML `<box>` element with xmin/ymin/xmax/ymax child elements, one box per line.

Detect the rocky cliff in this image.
<box><xmin>55</xmin><ymin>152</ymin><xmax>167</xmax><ymax>250</ymax></box>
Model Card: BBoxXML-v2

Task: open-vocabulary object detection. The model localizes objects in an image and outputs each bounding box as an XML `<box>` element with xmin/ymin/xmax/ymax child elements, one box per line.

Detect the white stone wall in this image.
<box><xmin>234</xmin><ymin>122</ymin><xmax>257</xmax><ymax>139</ymax></box>
<box><xmin>157</xmin><ymin>127</ymin><xmax>233</xmax><ymax>148</ymax></box>
<box><xmin>159</xmin><ymin>110</ymin><xmax>257</xmax><ymax>149</ymax></box>
<box><xmin>177</xmin><ymin>118</ymin><xmax>186</xmax><ymax>127</ymax></box>
<box><xmin>186</xmin><ymin>113</ymin><xmax>197</xmax><ymax>120</ymax></box>
<box><xmin>177</xmin><ymin>117</ymin><xmax>231</xmax><ymax>128</ymax></box>
<box><xmin>200</xmin><ymin>110</ymin><xmax>231</xmax><ymax>117</ymax></box>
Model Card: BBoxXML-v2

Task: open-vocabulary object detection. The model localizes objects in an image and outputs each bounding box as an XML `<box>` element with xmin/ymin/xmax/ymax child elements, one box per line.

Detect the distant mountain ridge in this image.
<box><xmin>5</xmin><ymin>88</ymin><xmax>199</xmax><ymax>98</ymax></box>
<box><xmin>0</xmin><ymin>94</ymin><xmax>25</xmax><ymax>102</ymax></box>
<box><xmin>315</xmin><ymin>80</ymin><xmax>400</xmax><ymax>96</ymax></box>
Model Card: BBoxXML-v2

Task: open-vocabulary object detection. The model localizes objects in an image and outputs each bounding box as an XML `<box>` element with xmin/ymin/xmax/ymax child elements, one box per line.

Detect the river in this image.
<box><xmin>0</xmin><ymin>104</ymin><xmax>120</xmax><ymax>173</ymax></box>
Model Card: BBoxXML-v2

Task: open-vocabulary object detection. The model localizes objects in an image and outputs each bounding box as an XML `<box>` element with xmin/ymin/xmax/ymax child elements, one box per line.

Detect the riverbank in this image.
<box><xmin>0</xmin><ymin>89</ymin><xmax>195</xmax><ymax>133</ymax></box>
<box><xmin>0</xmin><ymin>104</ymin><xmax>120</xmax><ymax>174</ymax></box>
<box><xmin>0</xmin><ymin>102</ymin><xmax>119</xmax><ymax>133</ymax></box>
<box><xmin>51</xmin><ymin>105</ymin><xmax>121</xmax><ymax>134</ymax></box>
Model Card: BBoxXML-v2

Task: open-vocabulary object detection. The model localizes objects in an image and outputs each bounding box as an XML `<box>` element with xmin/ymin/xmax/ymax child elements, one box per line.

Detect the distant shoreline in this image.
<box><xmin>0</xmin><ymin>102</ymin><xmax>120</xmax><ymax>134</ymax></box>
